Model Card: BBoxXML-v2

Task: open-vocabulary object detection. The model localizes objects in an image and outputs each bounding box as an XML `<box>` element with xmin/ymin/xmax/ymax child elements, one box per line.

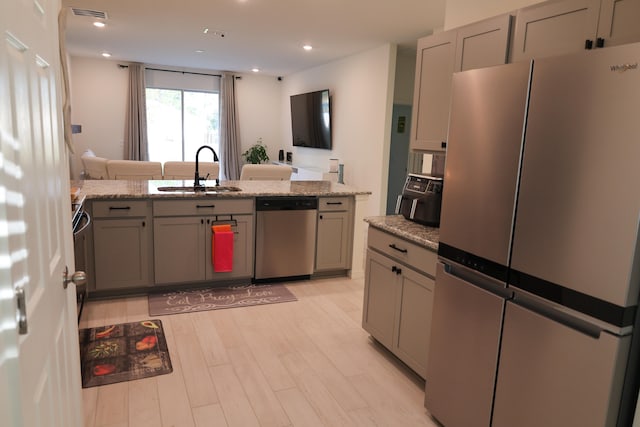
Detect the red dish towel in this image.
<box><xmin>211</xmin><ymin>225</ymin><xmax>233</xmax><ymax>272</ymax></box>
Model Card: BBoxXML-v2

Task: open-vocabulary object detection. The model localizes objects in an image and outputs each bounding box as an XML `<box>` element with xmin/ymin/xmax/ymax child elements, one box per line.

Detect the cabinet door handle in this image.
<box><xmin>585</xmin><ymin>39</ymin><xmax>594</xmax><ymax>50</ymax></box>
<box><xmin>142</xmin><ymin>221</ymin><xmax>145</xmax><ymax>227</ymax></box>
<box><xmin>109</xmin><ymin>206</ymin><xmax>131</xmax><ymax>210</ymax></box>
<box><xmin>319</xmin><ymin>215</ymin><xmax>323</xmax><ymax>219</ymax></box>
<box><xmin>596</xmin><ymin>37</ymin><xmax>605</xmax><ymax>48</ymax></box>
<box><xmin>196</xmin><ymin>204</ymin><xmax>215</xmax><ymax>209</ymax></box>
<box><xmin>326</xmin><ymin>202</ymin><xmax>343</xmax><ymax>205</ymax></box>
<box><xmin>389</xmin><ymin>243</ymin><xmax>408</xmax><ymax>254</ymax></box>
<box><xmin>391</xmin><ymin>266</ymin><xmax>402</xmax><ymax>275</ymax></box>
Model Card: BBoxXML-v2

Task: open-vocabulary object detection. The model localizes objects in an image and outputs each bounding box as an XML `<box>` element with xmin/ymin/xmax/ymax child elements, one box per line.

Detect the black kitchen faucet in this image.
<box><xmin>194</xmin><ymin>145</ymin><xmax>219</xmax><ymax>188</ymax></box>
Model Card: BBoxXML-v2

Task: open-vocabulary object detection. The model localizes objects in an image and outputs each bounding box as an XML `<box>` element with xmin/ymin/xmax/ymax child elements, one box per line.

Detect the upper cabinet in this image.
<box><xmin>511</xmin><ymin>0</ymin><xmax>602</xmax><ymax>62</ymax></box>
<box><xmin>455</xmin><ymin>14</ymin><xmax>513</xmax><ymax>72</ymax></box>
<box><xmin>597</xmin><ymin>0</ymin><xmax>640</xmax><ymax>47</ymax></box>
<box><xmin>410</xmin><ymin>31</ymin><xmax>457</xmax><ymax>153</ymax></box>
<box><xmin>409</xmin><ymin>0</ymin><xmax>640</xmax><ymax>154</ymax></box>
<box><xmin>410</xmin><ymin>14</ymin><xmax>512</xmax><ymax>152</ymax></box>
<box><xmin>511</xmin><ymin>0</ymin><xmax>640</xmax><ymax>62</ymax></box>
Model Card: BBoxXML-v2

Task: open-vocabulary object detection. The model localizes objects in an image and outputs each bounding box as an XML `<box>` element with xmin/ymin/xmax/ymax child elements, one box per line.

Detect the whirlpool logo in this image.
<box><xmin>610</xmin><ymin>63</ymin><xmax>638</xmax><ymax>72</ymax></box>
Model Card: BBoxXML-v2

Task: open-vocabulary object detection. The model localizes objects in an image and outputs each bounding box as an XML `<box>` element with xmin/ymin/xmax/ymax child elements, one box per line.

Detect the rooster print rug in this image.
<box><xmin>79</xmin><ymin>319</ymin><xmax>172</xmax><ymax>388</ymax></box>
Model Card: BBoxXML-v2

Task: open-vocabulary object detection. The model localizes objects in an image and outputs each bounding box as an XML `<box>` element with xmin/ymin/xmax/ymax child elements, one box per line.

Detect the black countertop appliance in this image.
<box><xmin>395</xmin><ymin>173</ymin><xmax>443</xmax><ymax>227</ymax></box>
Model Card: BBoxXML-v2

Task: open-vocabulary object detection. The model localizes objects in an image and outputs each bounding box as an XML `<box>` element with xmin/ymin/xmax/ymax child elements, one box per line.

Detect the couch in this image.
<box><xmin>80</xmin><ymin>151</ymin><xmax>219</xmax><ymax>180</ymax></box>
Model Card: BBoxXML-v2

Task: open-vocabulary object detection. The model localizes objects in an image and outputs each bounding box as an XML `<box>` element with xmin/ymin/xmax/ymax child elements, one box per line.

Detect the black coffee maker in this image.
<box><xmin>396</xmin><ymin>174</ymin><xmax>443</xmax><ymax>227</ymax></box>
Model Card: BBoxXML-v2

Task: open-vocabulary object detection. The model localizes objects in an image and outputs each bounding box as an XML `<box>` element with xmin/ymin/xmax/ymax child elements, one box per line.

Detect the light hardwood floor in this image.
<box><xmin>79</xmin><ymin>277</ymin><xmax>439</xmax><ymax>427</ymax></box>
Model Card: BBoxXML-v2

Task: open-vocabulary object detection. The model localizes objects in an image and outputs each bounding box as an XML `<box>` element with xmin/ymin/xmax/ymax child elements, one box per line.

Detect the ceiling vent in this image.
<box><xmin>71</xmin><ymin>8</ymin><xmax>108</xmax><ymax>19</ymax></box>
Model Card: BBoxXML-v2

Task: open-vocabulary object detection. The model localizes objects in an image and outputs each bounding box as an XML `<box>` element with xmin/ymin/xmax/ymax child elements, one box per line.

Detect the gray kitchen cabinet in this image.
<box><xmin>315</xmin><ymin>197</ymin><xmax>354</xmax><ymax>273</ymax></box>
<box><xmin>90</xmin><ymin>199</ymin><xmax>153</xmax><ymax>291</ymax></box>
<box><xmin>511</xmin><ymin>0</ymin><xmax>602</xmax><ymax>62</ymax></box>
<box><xmin>597</xmin><ymin>0</ymin><xmax>640</xmax><ymax>47</ymax></box>
<box><xmin>153</xmin><ymin>216</ymin><xmax>206</xmax><ymax>284</ymax></box>
<box><xmin>410</xmin><ymin>30</ymin><xmax>457</xmax><ymax>153</ymax></box>
<box><xmin>454</xmin><ymin>14</ymin><xmax>512</xmax><ymax>72</ymax></box>
<box><xmin>410</xmin><ymin>14</ymin><xmax>511</xmax><ymax>152</ymax></box>
<box><xmin>362</xmin><ymin>227</ymin><xmax>436</xmax><ymax>378</ymax></box>
<box><xmin>205</xmin><ymin>214</ymin><xmax>254</xmax><ymax>280</ymax></box>
<box><xmin>363</xmin><ymin>250</ymin><xmax>398</xmax><ymax>348</ymax></box>
<box><xmin>153</xmin><ymin>199</ymin><xmax>254</xmax><ymax>285</ymax></box>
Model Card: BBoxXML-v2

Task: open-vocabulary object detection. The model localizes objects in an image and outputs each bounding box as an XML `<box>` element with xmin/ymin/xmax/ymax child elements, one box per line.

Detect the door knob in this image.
<box><xmin>63</xmin><ymin>266</ymin><xmax>87</xmax><ymax>289</ymax></box>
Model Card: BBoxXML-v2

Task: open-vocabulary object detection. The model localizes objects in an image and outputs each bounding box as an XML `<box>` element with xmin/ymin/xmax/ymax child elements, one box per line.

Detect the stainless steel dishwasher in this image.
<box><xmin>255</xmin><ymin>196</ymin><xmax>318</xmax><ymax>282</ymax></box>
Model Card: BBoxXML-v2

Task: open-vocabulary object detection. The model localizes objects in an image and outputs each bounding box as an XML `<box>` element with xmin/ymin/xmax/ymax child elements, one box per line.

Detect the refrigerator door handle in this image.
<box><xmin>441</xmin><ymin>261</ymin><xmax>512</xmax><ymax>299</ymax></box>
<box><xmin>511</xmin><ymin>292</ymin><xmax>602</xmax><ymax>339</ymax></box>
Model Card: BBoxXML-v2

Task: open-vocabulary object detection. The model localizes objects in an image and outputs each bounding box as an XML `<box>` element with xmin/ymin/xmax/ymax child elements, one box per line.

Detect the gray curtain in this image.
<box><xmin>220</xmin><ymin>72</ymin><xmax>242</xmax><ymax>180</ymax></box>
<box><xmin>124</xmin><ymin>63</ymin><xmax>149</xmax><ymax>160</ymax></box>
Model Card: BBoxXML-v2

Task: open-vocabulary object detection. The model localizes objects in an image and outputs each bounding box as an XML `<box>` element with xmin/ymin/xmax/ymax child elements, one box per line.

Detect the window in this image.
<box><xmin>144</xmin><ymin>69</ymin><xmax>221</xmax><ymax>164</ymax></box>
<box><xmin>146</xmin><ymin>89</ymin><xmax>219</xmax><ymax>163</ymax></box>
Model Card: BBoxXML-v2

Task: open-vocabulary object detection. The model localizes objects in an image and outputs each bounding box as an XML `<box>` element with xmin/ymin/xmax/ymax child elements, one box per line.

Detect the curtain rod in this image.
<box><xmin>118</xmin><ymin>64</ymin><xmax>221</xmax><ymax>78</ymax></box>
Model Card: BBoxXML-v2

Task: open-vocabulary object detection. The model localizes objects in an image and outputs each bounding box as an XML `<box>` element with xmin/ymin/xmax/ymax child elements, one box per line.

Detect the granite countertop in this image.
<box><xmin>72</xmin><ymin>179</ymin><xmax>370</xmax><ymax>199</ymax></box>
<box><xmin>365</xmin><ymin>215</ymin><xmax>439</xmax><ymax>252</ymax></box>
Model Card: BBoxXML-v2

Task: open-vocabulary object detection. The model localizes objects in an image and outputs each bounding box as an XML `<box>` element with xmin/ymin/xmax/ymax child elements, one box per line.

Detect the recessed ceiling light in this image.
<box><xmin>101</xmin><ymin>52</ymin><xmax>111</xmax><ymax>58</ymax></box>
<box><xmin>303</xmin><ymin>44</ymin><xmax>313</xmax><ymax>51</ymax></box>
<box><xmin>251</xmin><ymin>68</ymin><xmax>260</xmax><ymax>73</ymax></box>
<box><xmin>93</xmin><ymin>21</ymin><xmax>105</xmax><ymax>28</ymax></box>
<box><xmin>195</xmin><ymin>49</ymin><xmax>204</xmax><ymax>53</ymax></box>
<box><xmin>203</xmin><ymin>28</ymin><xmax>209</xmax><ymax>34</ymax></box>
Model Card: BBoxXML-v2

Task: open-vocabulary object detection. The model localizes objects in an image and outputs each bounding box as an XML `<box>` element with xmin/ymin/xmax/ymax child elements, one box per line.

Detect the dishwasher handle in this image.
<box><xmin>256</xmin><ymin>197</ymin><xmax>318</xmax><ymax>211</ymax></box>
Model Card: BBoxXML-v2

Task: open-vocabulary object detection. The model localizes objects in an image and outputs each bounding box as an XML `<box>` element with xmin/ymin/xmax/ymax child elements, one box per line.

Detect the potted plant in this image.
<box><xmin>242</xmin><ymin>140</ymin><xmax>270</xmax><ymax>164</ymax></box>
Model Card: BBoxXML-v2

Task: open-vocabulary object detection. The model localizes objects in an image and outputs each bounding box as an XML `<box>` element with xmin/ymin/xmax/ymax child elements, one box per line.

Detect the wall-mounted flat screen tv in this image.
<box><xmin>290</xmin><ymin>89</ymin><xmax>332</xmax><ymax>150</ymax></box>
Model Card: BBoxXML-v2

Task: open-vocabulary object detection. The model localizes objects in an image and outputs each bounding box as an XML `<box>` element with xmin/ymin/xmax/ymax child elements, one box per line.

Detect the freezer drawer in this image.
<box><xmin>425</xmin><ymin>262</ymin><xmax>507</xmax><ymax>427</ymax></box>
<box><xmin>493</xmin><ymin>300</ymin><xmax>631</xmax><ymax>427</ymax></box>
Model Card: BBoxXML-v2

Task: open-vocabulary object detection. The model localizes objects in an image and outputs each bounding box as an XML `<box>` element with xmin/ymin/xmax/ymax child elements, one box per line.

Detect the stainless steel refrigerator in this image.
<box><xmin>425</xmin><ymin>43</ymin><xmax>640</xmax><ymax>427</ymax></box>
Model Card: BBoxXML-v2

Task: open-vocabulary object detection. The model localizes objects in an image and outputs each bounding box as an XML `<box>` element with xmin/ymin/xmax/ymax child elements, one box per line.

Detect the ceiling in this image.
<box><xmin>61</xmin><ymin>0</ymin><xmax>446</xmax><ymax>77</ymax></box>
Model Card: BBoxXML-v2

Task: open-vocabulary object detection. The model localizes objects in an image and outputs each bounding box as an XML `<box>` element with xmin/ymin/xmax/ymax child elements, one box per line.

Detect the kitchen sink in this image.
<box><xmin>156</xmin><ymin>185</ymin><xmax>242</xmax><ymax>193</ymax></box>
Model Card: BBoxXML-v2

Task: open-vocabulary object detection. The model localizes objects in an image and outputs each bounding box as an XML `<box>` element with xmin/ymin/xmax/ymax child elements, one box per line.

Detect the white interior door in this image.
<box><xmin>0</xmin><ymin>1</ymin><xmax>83</xmax><ymax>426</ymax></box>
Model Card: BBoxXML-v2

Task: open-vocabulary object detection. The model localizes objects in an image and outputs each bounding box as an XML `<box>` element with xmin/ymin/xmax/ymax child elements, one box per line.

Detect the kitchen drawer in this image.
<box><xmin>319</xmin><ymin>196</ymin><xmax>352</xmax><ymax>212</ymax></box>
<box><xmin>368</xmin><ymin>226</ymin><xmax>437</xmax><ymax>277</ymax></box>
<box><xmin>91</xmin><ymin>200</ymin><xmax>151</xmax><ymax>218</ymax></box>
<box><xmin>153</xmin><ymin>198</ymin><xmax>254</xmax><ymax>216</ymax></box>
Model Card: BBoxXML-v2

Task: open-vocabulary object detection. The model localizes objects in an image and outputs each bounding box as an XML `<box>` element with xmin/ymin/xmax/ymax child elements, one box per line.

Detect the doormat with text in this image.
<box><xmin>148</xmin><ymin>284</ymin><xmax>297</xmax><ymax>316</ymax></box>
<box><xmin>79</xmin><ymin>319</ymin><xmax>172</xmax><ymax>388</ymax></box>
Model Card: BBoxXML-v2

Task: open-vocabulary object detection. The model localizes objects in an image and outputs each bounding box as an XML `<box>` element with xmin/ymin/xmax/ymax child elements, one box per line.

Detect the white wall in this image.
<box><xmin>280</xmin><ymin>44</ymin><xmax>397</xmax><ymax>217</ymax></box>
<box><xmin>69</xmin><ymin>57</ymin><xmax>128</xmax><ymax>178</ymax></box>
<box><xmin>444</xmin><ymin>0</ymin><xmax>544</xmax><ymax>29</ymax></box>
<box><xmin>69</xmin><ymin>46</ymin><xmax>398</xmax><ymax>218</ymax></box>
<box><xmin>280</xmin><ymin>44</ymin><xmax>397</xmax><ymax>278</ymax></box>
<box><xmin>235</xmin><ymin>74</ymin><xmax>285</xmax><ymax>160</ymax></box>
<box><xmin>68</xmin><ymin>57</ymin><xmax>284</xmax><ymax>179</ymax></box>
<box><xmin>393</xmin><ymin>48</ymin><xmax>417</xmax><ymax>105</ymax></box>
